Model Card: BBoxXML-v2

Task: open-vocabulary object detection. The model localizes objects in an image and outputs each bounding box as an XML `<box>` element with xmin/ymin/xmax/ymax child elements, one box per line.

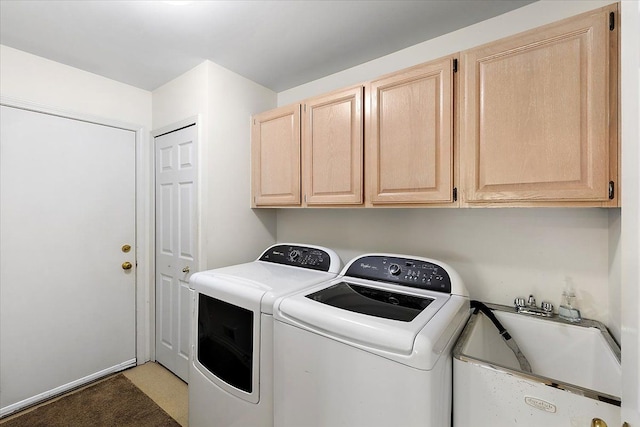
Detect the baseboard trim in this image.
<box><xmin>0</xmin><ymin>358</ymin><xmax>136</xmax><ymax>418</ymax></box>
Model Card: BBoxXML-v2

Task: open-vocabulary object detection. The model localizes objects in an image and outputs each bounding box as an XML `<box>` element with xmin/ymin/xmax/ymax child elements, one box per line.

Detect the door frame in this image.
<box><xmin>150</xmin><ymin>115</ymin><xmax>204</xmax><ymax>362</ymax></box>
<box><xmin>0</xmin><ymin>95</ymin><xmax>152</xmax><ymax>364</ymax></box>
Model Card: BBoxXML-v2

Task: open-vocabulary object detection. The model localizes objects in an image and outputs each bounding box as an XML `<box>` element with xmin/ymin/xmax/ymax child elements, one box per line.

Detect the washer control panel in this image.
<box><xmin>259</xmin><ymin>244</ymin><xmax>332</xmax><ymax>272</ymax></box>
<box><xmin>345</xmin><ymin>255</ymin><xmax>452</xmax><ymax>293</ymax></box>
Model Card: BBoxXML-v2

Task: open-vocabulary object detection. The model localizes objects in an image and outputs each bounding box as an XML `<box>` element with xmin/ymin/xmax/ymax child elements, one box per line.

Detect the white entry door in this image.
<box><xmin>155</xmin><ymin>124</ymin><xmax>198</xmax><ymax>382</ymax></box>
<box><xmin>0</xmin><ymin>105</ymin><xmax>137</xmax><ymax>416</ymax></box>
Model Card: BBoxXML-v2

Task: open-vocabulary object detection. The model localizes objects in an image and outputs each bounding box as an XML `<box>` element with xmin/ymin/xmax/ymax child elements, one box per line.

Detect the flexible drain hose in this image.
<box><xmin>470</xmin><ymin>300</ymin><xmax>532</xmax><ymax>373</ymax></box>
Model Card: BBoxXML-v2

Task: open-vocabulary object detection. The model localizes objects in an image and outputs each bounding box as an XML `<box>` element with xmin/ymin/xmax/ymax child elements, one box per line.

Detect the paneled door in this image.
<box><xmin>0</xmin><ymin>105</ymin><xmax>136</xmax><ymax>416</ymax></box>
<box><xmin>155</xmin><ymin>124</ymin><xmax>198</xmax><ymax>382</ymax></box>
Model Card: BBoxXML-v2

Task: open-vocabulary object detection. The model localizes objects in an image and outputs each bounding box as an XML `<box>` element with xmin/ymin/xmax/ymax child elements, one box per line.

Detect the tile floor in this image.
<box><xmin>123</xmin><ymin>362</ymin><xmax>188</xmax><ymax>426</ymax></box>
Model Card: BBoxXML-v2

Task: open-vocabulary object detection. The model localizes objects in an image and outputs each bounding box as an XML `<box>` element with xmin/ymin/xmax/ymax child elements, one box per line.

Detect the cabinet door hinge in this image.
<box><xmin>608</xmin><ymin>181</ymin><xmax>615</xmax><ymax>200</ymax></box>
<box><xmin>453</xmin><ymin>58</ymin><xmax>458</xmax><ymax>73</ymax></box>
<box><xmin>609</xmin><ymin>11</ymin><xmax>615</xmax><ymax>31</ymax></box>
<box><xmin>453</xmin><ymin>187</ymin><xmax>458</xmax><ymax>202</ymax></box>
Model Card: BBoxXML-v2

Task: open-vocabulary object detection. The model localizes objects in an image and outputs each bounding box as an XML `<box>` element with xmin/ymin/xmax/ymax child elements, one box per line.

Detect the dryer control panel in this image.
<box><xmin>259</xmin><ymin>244</ymin><xmax>333</xmax><ymax>272</ymax></box>
<box><xmin>345</xmin><ymin>255</ymin><xmax>452</xmax><ymax>293</ymax></box>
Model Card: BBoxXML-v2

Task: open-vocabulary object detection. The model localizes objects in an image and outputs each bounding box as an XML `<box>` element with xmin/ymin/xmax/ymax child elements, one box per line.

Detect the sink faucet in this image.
<box><xmin>514</xmin><ymin>294</ymin><xmax>553</xmax><ymax>318</ymax></box>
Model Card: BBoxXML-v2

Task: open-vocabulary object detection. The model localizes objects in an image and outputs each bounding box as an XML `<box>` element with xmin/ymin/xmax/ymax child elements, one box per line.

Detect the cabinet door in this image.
<box><xmin>461</xmin><ymin>5</ymin><xmax>617</xmax><ymax>204</ymax></box>
<box><xmin>251</xmin><ymin>104</ymin><xmax>301</xmax><ymax>207</ymax></box>
<box><xmin>303</xmin><ymin>86</ymin><xmax>363</xmax><ymax>205</ymax></box>
<box><xmin>367</xmin><ymin>57</ymin><xmax>455</xmax><ymax>205</ymax></box>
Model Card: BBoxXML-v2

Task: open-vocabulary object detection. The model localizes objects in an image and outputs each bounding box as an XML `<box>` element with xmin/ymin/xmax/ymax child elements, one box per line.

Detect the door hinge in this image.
<box><xmin>609</xmin><ymin>11</ymin><xmax>615</xmax><ymax>31</ymax></box>
<box><xmin>453</xmin><ymin>187</ymin><xmax>458</xmax><ymax>202</ymax></box>
<box><xmin>608</xmin><ymin>181</ymin><xmax>615</xmax><ymax>200</ymax></box>
<box><xmin>453</xmin><ymin>58</ymin><xmax>458</xmax><ymax>73</ymax></box>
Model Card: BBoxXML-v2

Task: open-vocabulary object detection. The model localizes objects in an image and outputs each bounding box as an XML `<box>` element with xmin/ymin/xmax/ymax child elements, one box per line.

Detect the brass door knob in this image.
<box><xmin>591</xmin><ymin>418</ymin><xmax>607</xmax><ymax>427</ymax></box>
<box><xmin>182</xmin><ymin>266</ymin><xmax>190</xmax><ymax>273</ymax></box>
<box><xmin>122</xmin><ymin>262</ymin><xmax>133</xmax><ymax>270</ymax></box>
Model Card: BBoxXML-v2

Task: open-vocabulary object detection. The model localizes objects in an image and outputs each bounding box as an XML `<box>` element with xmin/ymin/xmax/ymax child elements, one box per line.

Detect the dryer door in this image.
<box><xmin>193</xmin><ymin>274</ymin><xmax>264</xmax><ymax>403</ymax></box>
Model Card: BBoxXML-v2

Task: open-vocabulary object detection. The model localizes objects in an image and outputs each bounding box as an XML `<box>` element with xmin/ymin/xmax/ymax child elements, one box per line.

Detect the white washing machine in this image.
<box><xmin>273</xmin><ymin>253</ymin><xmax>470</xmax><ymax>427</ymax></box>
<box><xmin>188</xmin><ymin>243</ymin><xmax>341</xmax><ymax>427</ymax></box>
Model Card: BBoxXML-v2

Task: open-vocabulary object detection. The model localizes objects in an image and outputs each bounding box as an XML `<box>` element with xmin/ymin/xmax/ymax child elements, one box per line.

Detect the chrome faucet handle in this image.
<box><xmin>527</xmin><ymin>294</ymin><xmax>536</xmax><ymax>307</ymax></box>
<box><xmin>515</xmin><ymin>295</ymin><xmax>553</xmax><ymax>318</ymax></box>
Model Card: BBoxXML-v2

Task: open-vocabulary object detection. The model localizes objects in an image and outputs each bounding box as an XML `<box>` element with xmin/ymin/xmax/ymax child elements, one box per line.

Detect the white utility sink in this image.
<box><xmin>453</xmin><ymin>303</ymin><xmax>621</xmax><ymax>427</ymax></box>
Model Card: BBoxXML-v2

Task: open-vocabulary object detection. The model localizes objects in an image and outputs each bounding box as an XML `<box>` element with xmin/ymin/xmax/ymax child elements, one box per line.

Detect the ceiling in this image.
<box><xmin>0</xmin><ymin>0</ymin><xmax>536</xmax><ymax>92</ymax></box>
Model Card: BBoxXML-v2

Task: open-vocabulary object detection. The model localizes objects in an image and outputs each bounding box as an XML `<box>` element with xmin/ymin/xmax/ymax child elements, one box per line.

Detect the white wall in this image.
<box><xmin>206</xmin><ymin>61</ymin><xmax>277</xmax><ymax>267</ymax></box>
<box><xmin>152</xmin><ymin>61</ymin><xmax>209</xmax><ymax>131</ymax></box>
<box><xmin>620</xmin><ymin>0</ymin><xmax>640</xmax><ymax>422</ymax></box>
<box><xmin>275</xmin><ymin>0</ymin><xmax>622</xmax><ymax>328</ymax></box>
<box><xmin>0</xmin><ymin>44</ymin><xmax>154</xmax><ymax>362</ymax></box>
<box><xmin>277</xmin><ymin>208</ymin><xmax>611</xmax><ymax>321</ymax></box>
<box><xmin>0</xmin><ymin>45</ymin><xmax>151</xmax><ymax>128</ymax></box>
<box><xmin>152</xmin><ymin>60</ymin><xmax>277</xmax><ymax>270</ymax></box>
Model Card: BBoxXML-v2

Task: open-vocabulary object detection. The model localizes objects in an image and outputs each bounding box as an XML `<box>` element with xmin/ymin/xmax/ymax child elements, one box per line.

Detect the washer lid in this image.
<box><xmin>276</xmin><ymin>278</ymin><xmax>449</xmax><ymax>354</ymax></box>
<box><xmin>276</xmin><ymin>280</ymin><xmax>470</xmax><ymax>369</ymax></box>
<box><xmin>190</xmin><ymin>261</ymin><xmax>338</xmax><ymax>314</ymax></box>
<box><xmin>306</xmin><ymin>282</ymin><xmax>435</xmax><ymax>322</ymax></box>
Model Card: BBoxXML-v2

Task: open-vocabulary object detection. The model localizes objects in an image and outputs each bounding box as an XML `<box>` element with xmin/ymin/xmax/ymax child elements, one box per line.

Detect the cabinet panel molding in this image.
<box><xmin>303</xmin><ymin>85</ymin><xmax>364</xmax><ymax>205</ymax></box>
<box><xmin>460</xmin><ymin>4</ymin><xmax>618</xmax><ymax>206</ymax></box>
<box><xmin>251</xmin><ymin>104</ymin><xmax>301</xmax><ymax>207</ymax></box>
<box><xmin>367</xmin><ymin>56</ymin><xmax>456</xmax><ymax>205</ymax></box>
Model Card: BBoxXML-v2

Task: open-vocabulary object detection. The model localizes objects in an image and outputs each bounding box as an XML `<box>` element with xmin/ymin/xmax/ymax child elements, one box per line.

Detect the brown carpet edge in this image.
<box><xmin>0</xmin><ymin>374</ymin><xmax>181</xmax><ymax>427</ymax></box>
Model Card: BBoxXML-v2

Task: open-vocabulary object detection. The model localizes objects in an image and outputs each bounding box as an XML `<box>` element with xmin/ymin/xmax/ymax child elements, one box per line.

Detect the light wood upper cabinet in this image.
<box><xmin>367</xmin><ymin>56</ymin><xmax>456</xmax><ymax>205</ymax></box>
<box><xmin>250</xmin><ymin>5</ymin><xmax>619</xmax><ymax>209</ymax></box>
<box><xmin>303</xmin><ymin>86</ymin><xmax>363</xmax><ymax>205</ymax></box>
<box><xmin>251</xmin><ymin>104</ymin><xmax>301</xmax><ymax>207</ymax></box>
<box><xmin>460</xmin><ymin>4</ymin><xmax>618</xmax><ymax>206</ymax></box>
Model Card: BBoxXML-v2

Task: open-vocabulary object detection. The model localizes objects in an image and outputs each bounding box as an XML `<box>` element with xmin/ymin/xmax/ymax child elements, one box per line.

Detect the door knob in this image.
<box><xmin>122</xmin><ymin>262</ymin><xmax>133</xmax><ymax>270</ymax></box>
<box><xmin>591</xmin><ymin>418</ymin><xmax>607</xmax><ymax>427</ymax></box>
<box><xmin>182</xmin><ymin>266</ymin><xmax>190</xmax><ymax>273</ymax></box>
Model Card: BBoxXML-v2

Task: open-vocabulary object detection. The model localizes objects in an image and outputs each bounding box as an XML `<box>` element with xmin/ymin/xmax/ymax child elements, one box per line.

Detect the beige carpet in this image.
<box><xmin>0</xmin><ymin>374</ymin><xmax>180</xmax><ymax>427</ymax></box>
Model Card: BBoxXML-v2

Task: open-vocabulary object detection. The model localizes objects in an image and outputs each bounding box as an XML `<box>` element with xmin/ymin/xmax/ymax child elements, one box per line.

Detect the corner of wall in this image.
<box><xmin>204</xmin><ymin>60</ymin><xmax>277</xmax><ymax>267</ymax></box>
<box><xmin>608</xmin><ymin>209</ymin><xmax>622</xmax><ymax>342</ymax></box>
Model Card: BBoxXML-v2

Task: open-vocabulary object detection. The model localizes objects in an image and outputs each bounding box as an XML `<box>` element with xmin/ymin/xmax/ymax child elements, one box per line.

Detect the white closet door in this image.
<box><xmin>155</xmin><ymin>124</ymin><xmax>198</xmax><ymax>382</ymax></box>
<box><xmin>0</xmin><ymin>105</ymin><xmax>137</xmax><ymax>415</ymax></box>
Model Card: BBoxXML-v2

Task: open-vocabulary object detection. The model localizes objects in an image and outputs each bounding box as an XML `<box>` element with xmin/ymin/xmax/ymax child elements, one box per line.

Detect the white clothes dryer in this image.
<box><xmin>188</xmin><ymin>243</ymin><xmax>341</xmax><ymax>427</ymax></box>
<box><xmin>273</xmin><ymin>253</ymin><xmax>470</xmax><ymax>427</ymax></box>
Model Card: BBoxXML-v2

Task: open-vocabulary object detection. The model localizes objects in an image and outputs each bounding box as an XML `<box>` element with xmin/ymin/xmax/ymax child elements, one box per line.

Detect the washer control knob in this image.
<box><xmin>288</xmin><ymin>249</ymin><xmax>301</xmax><ymax>262</ymax></box>
<box><xmin>388</xmin><ymin>263</ymin><xmax>401</xmax><ymax>276</ymax></box>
